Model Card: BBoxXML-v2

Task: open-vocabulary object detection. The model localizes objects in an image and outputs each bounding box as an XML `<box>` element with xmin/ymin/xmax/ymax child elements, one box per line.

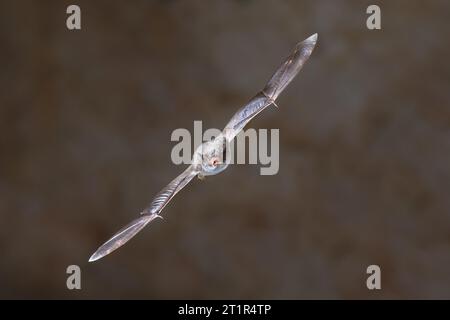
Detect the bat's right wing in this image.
<box><xmin>89</xmin><ymin>166</ymin><xmax>198</xmax><ymax>262</ymax></box>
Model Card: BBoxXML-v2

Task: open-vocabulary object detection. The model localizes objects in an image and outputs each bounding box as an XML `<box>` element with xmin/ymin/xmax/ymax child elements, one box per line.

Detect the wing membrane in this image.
<box><xmin>223</xmin><ymin>34</ymin><xmax>317</xmax><ymax>141</ymax></box>
<box><xmin>89</xmin><ymin>166</ymin><xmax>198</xmax><ymax>262</ymax></box>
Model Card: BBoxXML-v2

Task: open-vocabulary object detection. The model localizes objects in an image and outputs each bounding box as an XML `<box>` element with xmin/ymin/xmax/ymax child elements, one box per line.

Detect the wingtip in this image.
<box><xmin>295</xmin><ymin>33</ymin><xmax>318</xmax><ymax>51</ymax></box>
<box><xmin>89</xmin><ymin>249</ymin><xmax>106</xmax><ymax>262</ymax></box>
<box><xmin>88</xmin><ymin>251</ymin><xmax>102</xmax><ymax>262</ymax></box>
<box><xmin>306</xmin><ymin>33</ymin><xmax>318</xmax><ymax>44</ymax></box>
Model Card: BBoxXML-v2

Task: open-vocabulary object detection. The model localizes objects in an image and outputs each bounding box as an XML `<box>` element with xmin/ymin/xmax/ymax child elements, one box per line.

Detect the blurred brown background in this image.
<box><xmin>1</xmin><ymin>0</ymin><xmax>450</xmax><ymax>299</ymax></box>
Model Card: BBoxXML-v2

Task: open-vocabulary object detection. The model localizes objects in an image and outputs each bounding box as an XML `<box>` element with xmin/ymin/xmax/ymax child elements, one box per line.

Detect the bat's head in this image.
<box><xmin>193</xmin><ymin>134</ymin><xmax>230</xmax><ymax>176</ymax></box>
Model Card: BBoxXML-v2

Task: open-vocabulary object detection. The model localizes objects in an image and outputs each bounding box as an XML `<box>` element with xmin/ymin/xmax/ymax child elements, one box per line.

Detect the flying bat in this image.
<box><xmin>89</xmin><ymin>33</ymin><xmax>318</xmax><ymax>262</ymax></box>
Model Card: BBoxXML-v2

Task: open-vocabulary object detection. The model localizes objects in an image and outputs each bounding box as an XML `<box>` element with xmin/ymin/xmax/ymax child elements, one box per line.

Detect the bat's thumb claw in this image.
<box><xmin>272</xmin><ymin>100</ymin><xmax>279</xmax><ymax>109</ymax></box>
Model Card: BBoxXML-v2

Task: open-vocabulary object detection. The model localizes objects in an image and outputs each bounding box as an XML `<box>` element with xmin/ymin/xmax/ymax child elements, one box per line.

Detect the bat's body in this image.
<box><xmin>89</xmin><ymin>34</ymin><xmax>318</xmax><ymax>262</ymax></box>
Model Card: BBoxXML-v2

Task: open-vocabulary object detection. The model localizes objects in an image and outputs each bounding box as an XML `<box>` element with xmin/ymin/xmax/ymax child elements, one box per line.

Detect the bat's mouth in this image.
<box><xmin>210</xmin><ymin>157</ymin><xmax>221</xmax><ymax>166</ymax></box>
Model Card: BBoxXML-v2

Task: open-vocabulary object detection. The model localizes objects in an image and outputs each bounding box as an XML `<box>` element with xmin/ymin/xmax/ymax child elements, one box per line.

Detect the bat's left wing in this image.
<box><xmin>223</xmin><ymin>33</ymin><xmax>317</xmax><ymax>141</ymax></box>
